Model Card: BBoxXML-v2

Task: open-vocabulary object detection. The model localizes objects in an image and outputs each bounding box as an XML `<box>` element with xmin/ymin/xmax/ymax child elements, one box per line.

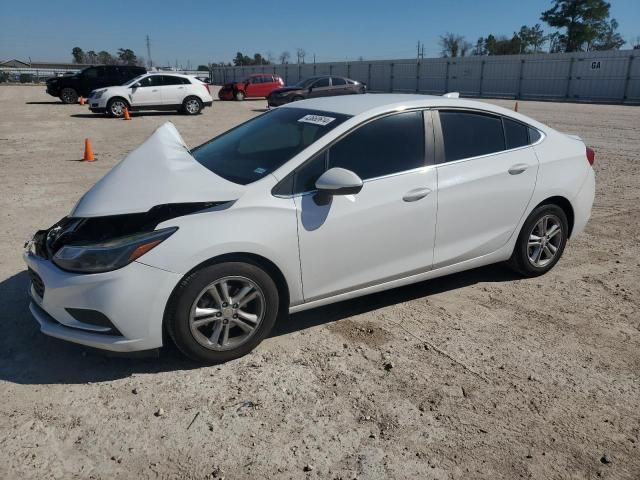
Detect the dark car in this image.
<box><xmin>218</xmin><ymin>73</ymin><xmax>285</xmax><ymax>101</ymax></box>
<box><xmin>46</xmin><ymin>65</ymin><xmax>146</xmax><ymax>104</ymax></box>
<box><xmin>267</xmin><ymin>76</ymin><xmax>366</xmax><ymax>107</ymax></box>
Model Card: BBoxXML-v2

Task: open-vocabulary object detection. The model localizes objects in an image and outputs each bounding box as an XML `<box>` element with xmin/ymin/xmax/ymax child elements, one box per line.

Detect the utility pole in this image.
<box><xmin>146</xmin><ymin>35</ymin><xmax>153</xmax><ymax>69</ymax></box>
<box><xmin>416</xmin><ymin>41</ymin><xmax>425</xmax><ymax>60</ymax></box>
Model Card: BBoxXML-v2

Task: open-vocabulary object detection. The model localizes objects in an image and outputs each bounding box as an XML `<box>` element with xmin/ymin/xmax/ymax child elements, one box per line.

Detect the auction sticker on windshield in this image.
<box><xmin>298</xmin><ymin>114</ymin><xmax>336</xmax><ymax>126</ymax></box>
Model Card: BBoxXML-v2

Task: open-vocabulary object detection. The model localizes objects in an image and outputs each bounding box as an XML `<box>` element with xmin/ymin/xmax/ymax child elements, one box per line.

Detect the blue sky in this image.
<box><xmin>1</xmin><ymin>0</ymin><xmax>638</xmax><ymax>66</ymax></box>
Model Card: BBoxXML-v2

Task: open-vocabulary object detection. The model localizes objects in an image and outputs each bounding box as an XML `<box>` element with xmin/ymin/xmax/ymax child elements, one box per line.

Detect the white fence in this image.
<box><xmin>211</xmin><ymin>50</ymin><xmax>639</xmax><ymax>104</ymax></box>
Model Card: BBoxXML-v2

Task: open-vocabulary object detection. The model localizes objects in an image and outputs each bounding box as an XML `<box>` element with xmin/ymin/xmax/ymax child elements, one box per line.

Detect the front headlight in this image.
<box><xmin>92</xmin><ymin>89</ymin><xmax>104</xmax><ymax>99</ymax></box>
<box><xmin>52</xmin><ymin>227</ymin><xmax>177</xmax><ymax>273</ymax></box>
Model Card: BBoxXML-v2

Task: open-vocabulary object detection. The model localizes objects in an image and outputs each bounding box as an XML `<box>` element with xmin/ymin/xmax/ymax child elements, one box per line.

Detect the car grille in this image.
<box><xmin>28</xmin><ymin>268</ymin><xmax>45</xmax><ymax>299</ymax></box>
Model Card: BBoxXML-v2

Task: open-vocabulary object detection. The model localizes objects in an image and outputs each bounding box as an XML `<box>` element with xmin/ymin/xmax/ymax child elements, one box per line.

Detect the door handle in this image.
<box><xmin>403</xmin><ymin>187</ymin><xmax>432</xmax><ymax>202</ymax></box>
<box><xmin>508</xmin><ymin>164</ymin><xmax>529</xmax><ymax>175</ymax></box>
<box><xmin>152</xmin><ymin>89</ymin><xmax>159</xmax><ymax>92</ymax></box>
<box><xmin>178</xmin><ymin>86</ymin><xmax>184</xmax><ymax>89</ymax></box>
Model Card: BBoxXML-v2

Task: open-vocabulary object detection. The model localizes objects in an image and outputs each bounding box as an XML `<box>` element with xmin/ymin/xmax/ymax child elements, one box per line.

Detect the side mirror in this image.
<box><xmin>315</xmin><ymin>168</ymin><xmax>363</xmax><ymax>196</ymax></box>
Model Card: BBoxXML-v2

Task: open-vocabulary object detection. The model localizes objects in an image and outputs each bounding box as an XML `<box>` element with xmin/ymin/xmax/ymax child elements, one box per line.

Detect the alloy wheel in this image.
<box><xmin>527</xmin><ymin>214</ymin><xmax>563</xmax><ymax>268</ymax></box>
<box><xmin>110</xmin><ymin>100</ymin><xmax>126</xmax><ymax>117</ymax></box>
<box><xmin>189</xmin><ymin>276</ymin><xmax>266</xmax><ymax>351</ymax></box>
<box><xmin>185</xmin><ymin>99</ymin><xmax>200</xmax><ymax>114</ymax></box>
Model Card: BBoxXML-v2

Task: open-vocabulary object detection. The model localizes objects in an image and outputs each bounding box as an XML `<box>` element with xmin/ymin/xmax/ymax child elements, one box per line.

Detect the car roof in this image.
<box><xmin>144</xmin><ymin>72</ymin><xmax>191</xmax><ymax>78</ymax></box>
<box><xmin>279</xmin><ymin>93</ymin><xmax>536</xmax><ymax>122</ymax></box>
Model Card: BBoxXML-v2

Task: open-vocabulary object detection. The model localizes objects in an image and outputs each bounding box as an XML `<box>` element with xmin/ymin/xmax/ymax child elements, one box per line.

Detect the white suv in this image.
<box><xmin>88</xmin><ymin>73</ymin><xmax>213</xmax><ymax>117</ymax></box>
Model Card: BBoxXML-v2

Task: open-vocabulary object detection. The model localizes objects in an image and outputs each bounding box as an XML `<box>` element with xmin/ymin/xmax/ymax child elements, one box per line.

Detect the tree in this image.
<box><xmin>253</xmin><ymin>53</ymin><xmax>269</xmax><ymax>65</ymax></box>
<box><xmin>197</xmin><ymin>65</ymin><xmax>210</xmax><ymax>71</ymax></box>
<box><xmin>633</xmin><ymin>36</ymin><xmax>640</xmax><ymax>50</ymax></box>
<box><xmin>518</xmin><ymin>24</ymin><xmax>547</xmax><ymax>53</ymax></box>
<box><xmin>473</xmin><ymin>37</ymin><xmax>487</xmax><ymax>56</ymax></box>
<box><xmin>541</xmin><ymin>0</ymin><xmax>611</xmax><ymax>52</ymax></box>
<box><xmin>84</xmin><ymin>50</ymin><xmax>98</xmax><ymax>64</ymax></box>
<box><xmin>439</xmin><ymin>32</ymin><xmax>466</xmax><ymax>57</ymax></box>
<box><xmin>117</xmin><ymin>48</ymin><xmax>138</xmax><ymax>65</ymax></box>
<box><xmin>459</xmin><ymin>40</ymin><xmax>472</xmax><ymax>57</ymax></box>
<box><xmin>71</xmin><ymin>47</ymin><xmax>85</xmax><ymax>63</ymax></box>
<box><xmin>279</xmin><ymin>51</ymin><xmax>290</xmax><ymax>64</ymax></box>
<box><xmin>296</xmin><ymin>48</ymin><xmax>306</xmax><ymax>64</ymax></box>
<box><xmin>97</xmin><ymin>51</ymin><xmax>114</xmax><ymax>64</ymax></box>
<box><xmin>591</xmin><ymin>18</ymin><xmax>625</xmax><ymax>50</ymax></box>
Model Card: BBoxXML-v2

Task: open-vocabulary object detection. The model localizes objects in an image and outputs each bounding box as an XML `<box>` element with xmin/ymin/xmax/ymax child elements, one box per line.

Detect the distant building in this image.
<box><xmin>0</xmin><ymin>58</ymin><xmax>91</xmax><ymax>69</ymax></box>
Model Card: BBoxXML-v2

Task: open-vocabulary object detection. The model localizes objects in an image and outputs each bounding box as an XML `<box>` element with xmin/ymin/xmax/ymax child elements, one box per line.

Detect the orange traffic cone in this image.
<box><xmin>83</xmin><ymin>138</ymin><xmax>95</xmax><ymax>162</ymax></box>
<box><xmin>514</xmin><ymin>101</ymin><xmax>519</xmax><ymax>112</ymax></box>
<box><xmin>79</xmin><ymin>97</ymin><xmax>85</xmax><ymax>105</ymax></box>
<box><xmin>123</xmin><ymin>108</ymin><xmax>131</xmax><ymax>120</ymax></box>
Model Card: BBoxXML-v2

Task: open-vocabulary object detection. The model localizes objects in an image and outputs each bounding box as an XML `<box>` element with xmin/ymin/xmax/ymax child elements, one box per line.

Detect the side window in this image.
<box><xmin>162</xmin><ymin>76</ymin><xmax>183</xmax><ymax>86</ymax></box>
<box><xmin>439</xmin><ymin>111</ymin><xmax>505</xmax><ymax>162</ymax></box>
<box><xmin>329</xmin><ymin>111</ymin><xmax>425</xmax><ymax>180</ymax></box>
<box><xmin>138</xmin><ymin>76</ymin><xmax>163</xmax><ymax>87</ymax></box>
<box><xmin>503</xmin><ymin>118</ymin><xmax>529</xmax><ymax>149</ymax></box>
<box><xmin>263</xmin><ymin>75</ymin><xmax>273</xmax><ymax>83</ymax></box>
<box><xmin>313</xmin><ymin>78</ymin><xmax>330</xmax><ymax>88</ymax></box>
<box><xmin>83</xmin><ymin>67</ymin><xmax>98</xmax><ymax>79</ymax></box>
<box><xmin>529</xmin><ymin>127</ymin><xmax>542</xmax><ymax>143</ymax></box>
<box><xmin>294</xmin><ymin>152</ymin><xmax>327</xmax><ymax>193</ymax></box>
<box><xmin>331</xmin><ymin>77</ymin><xmax>346</xmax><ymax>86</ymax></box>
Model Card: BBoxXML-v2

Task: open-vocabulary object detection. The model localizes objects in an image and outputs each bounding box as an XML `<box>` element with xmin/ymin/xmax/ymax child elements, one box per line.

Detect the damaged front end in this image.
<box><xmin>30</xmin><ymin>202</ymin><xmax>223</xmax><ymax>273</ymax></box>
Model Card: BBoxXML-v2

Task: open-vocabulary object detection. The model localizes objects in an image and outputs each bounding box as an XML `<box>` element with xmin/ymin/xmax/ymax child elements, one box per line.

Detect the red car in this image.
<box><xmin>218</xmin><ymin>73</ymin><xmax>284</xmax><ymax>101</ymax></box>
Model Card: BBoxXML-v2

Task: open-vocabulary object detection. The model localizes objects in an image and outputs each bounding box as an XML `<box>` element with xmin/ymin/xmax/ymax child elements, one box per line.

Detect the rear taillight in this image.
<box><xmin>586</xmin><ymin>147</ymin><xmax>595</xmax><ymax>166</ymax></box>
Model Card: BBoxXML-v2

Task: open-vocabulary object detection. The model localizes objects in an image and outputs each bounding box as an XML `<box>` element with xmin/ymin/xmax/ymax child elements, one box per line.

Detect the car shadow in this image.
<box><xmin>273</xmin><ymin>264</ymin><xmax>519</xmax><ymax>337</ymax></box>
<box><xmin>25</xmin><ymin>101</ymin><xmax>64</xmax><ymax>105</ymax></box>
<box><xmin>70</xmin><ymin>112</ymin><xmax>186</xmax><ymax>119</ymax></box>
<box><xmin>0</xmin><ymin>264</ymin><xmax>519</xmax><ymax>385</ymax></box>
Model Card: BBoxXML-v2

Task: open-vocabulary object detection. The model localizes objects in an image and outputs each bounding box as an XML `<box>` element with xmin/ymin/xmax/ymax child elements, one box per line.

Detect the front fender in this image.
<box><xmin>138</xmin><ymin>203</ymin><xmax>303</xmax><ymax>305</ymax></box>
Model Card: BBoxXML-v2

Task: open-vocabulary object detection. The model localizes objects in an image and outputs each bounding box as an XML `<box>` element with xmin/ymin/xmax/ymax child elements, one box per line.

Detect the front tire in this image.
<box><xmin>508</xmin><ymin>204</ymin><xmax>568</xmax><ymax>277</ymax></box>
<box><xmin>167</xmin><ymin>262</ymin><xmax>279</xmax><ymax>363</ymax></box>
<box><xmin>235</xmin><ymin>90</ymin><xmax>245</xmax><ymax>101</ymax></box>
<box><xmin>107</xmin><ymin>97</ymin><xmax>128</xmax><ymax>118</ymax></box>
<box><xmin>60</xmin><ymin>88</ymin><xmax>78</xmax><ymax>104</ymax></box>
<box><xmin>182</xmin><ymin>96</ymin><xmax>203</xmax><ymax>115</ymax></box>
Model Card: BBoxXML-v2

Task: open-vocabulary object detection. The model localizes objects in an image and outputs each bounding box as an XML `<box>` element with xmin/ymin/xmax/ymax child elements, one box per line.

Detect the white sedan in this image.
<box><xmin>88</xmin><ymin>73</ymin><xmax>213</xmax><ymax>117</ymax></box>
<box><xmin>24</xmin><ymin>94</ymin><xmax>595</xmax><ymax>362</ymax></box>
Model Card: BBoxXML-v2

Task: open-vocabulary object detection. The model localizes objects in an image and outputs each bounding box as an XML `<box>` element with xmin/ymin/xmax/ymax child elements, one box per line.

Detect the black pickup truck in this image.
<box><xmin>46</xmin><ymin>65</ymin><xmax>146</xmax><ymax>103</ymax></box>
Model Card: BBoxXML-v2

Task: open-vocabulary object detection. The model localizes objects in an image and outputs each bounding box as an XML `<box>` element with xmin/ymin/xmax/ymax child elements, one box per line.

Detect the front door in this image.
<box><xmin>129</xmin><ymin>75</ymin><xmax>163</xmax><ymax>106</ymax></box>
<box><xmin>432</xmin><ymin>110</ymin><xmax>539</xmax><ymax>267</ymax></box>
<box><xmin>294</xmin><ymin>110</ymin><xmax>437</xmax><ymax>301</ymax></box>
<box><xmin>308</xmin><ymin>77</ymin><xmax>332</xmax><ymax>98</ymax></box>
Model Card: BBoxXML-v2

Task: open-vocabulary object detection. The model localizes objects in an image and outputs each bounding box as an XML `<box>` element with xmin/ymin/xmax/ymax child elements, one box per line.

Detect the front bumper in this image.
<box><xmin>23</xmin><ymin>252</ymin><xmax>182</xmax><ymax>352</ymax></box>
<box><xmin>46</xmin><ymin>85</ymin><xmax>59</xmax><ymax>97</ymax></box>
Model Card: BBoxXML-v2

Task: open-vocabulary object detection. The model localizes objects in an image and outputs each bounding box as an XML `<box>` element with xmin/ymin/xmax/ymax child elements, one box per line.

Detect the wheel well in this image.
<box><xmin>163</xmin><ymin>252</ymin><xmax>291</xmax><ymax>335</ymax></box>
<box><xmin>108</xmin><ymin>96</ymin><xmax>130</xmax><ymax>107</ymax></box>
<box><xmin>536</xmin><ymin>196</ymin><xmax>575</xmax><ymax>237</ymax></box>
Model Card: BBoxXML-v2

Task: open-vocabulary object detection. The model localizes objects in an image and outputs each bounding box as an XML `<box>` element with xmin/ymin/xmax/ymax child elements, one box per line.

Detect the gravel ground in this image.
<box><xmin>0</xmin><ymin>85</ymin><xmax>639</xmax><ymax>480</ymax></box>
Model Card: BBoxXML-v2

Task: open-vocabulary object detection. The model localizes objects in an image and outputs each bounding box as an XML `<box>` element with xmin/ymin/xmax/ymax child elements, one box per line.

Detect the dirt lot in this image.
<box><xmin>0</xmin><ymin>85</ymin><xmax>639</xmax><ymax>480</ymax></box>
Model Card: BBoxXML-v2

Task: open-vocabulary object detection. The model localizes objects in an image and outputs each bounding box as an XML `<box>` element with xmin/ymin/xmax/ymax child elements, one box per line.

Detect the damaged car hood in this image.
<box><xmin>72</xmin><ymin>122</ymin><xmax>244</xmax><ymax>217</ymax></box>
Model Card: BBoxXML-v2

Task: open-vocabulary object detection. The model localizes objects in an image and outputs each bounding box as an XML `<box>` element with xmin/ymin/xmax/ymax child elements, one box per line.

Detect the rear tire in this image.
<box><xmin>182</xmin><ymin>96</ymin><xmax>203</xmax><ymax>115</ymax></box>
<box><xmin>166</xmin><ymin>262</ymin><xmax>279</xmax><ymax>363</ymax></box>
<box><xmin>60</xmin><ymin>88</ymin><xmax>78</xmax><ymax>104</ymax></box>
<box><xmin>508</xmin><ymin>204</ymin><xmax>568</xmax><ymax>277</ymax></box>
<box><xmin>235</xmin><ymin>90</ymin><xmax>245</xmax><ymax>101</ymax></box>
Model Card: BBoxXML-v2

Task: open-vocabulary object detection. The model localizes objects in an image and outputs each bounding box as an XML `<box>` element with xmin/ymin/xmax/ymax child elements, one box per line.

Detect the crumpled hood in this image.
<box><xmin>71</xmin><ymin>122</ymin><xmax>244</xmax><ymax>217</ymax></box>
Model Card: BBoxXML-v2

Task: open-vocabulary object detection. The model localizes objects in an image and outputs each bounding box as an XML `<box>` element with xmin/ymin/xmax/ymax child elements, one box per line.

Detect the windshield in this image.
<box><xmin>191</xmin><ymin>108</ymin><xmax>350</xmax><ymax>185</ymax></box>
<box><xmin>295</xmin><ymin>77</ymin><xmax>320</xmax><ymax>88</ymax></box>
<box><xmin>123</xmin><ymin>74</ymin><xmax>146</xmax><ymax>86</ymax></box>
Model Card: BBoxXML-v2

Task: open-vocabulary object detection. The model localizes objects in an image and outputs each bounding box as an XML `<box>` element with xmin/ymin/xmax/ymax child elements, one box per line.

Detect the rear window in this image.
<box><xmin>191</xmin><ymin>108</ymin><xmax>350</xmax><ymax>185</ymax></box>
<box><xmin>503</xmin><ymin>118</ymin><xmax>529</xmax><ymax>149</ymax></box>
<box><xmin>439</xmin><ymin>111</ymin><xmax>505</xmax><ymax>162</ymax></box>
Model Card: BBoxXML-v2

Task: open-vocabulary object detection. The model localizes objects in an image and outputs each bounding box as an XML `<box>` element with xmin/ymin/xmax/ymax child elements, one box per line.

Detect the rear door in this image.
<box><xmin>330</xmin><ymin>77</ymin><xmax>349</xmax><ymax>95</ymax></box>
<box><xmin>432</xmin><ymin>110</ymin><xmax>539</xmax><ymax>267</ymax></box>
<box><xmin>161</xmin><ymin>75</ymin><xmax>189</xmax><ymax>105</ymax></box>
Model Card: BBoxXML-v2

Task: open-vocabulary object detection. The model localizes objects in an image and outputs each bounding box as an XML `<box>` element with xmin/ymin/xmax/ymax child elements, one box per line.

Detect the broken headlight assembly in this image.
<box><xmin>52</xmin><ymin>227</ymin><xmax>177</xmax><ymax>274</ymax></box>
